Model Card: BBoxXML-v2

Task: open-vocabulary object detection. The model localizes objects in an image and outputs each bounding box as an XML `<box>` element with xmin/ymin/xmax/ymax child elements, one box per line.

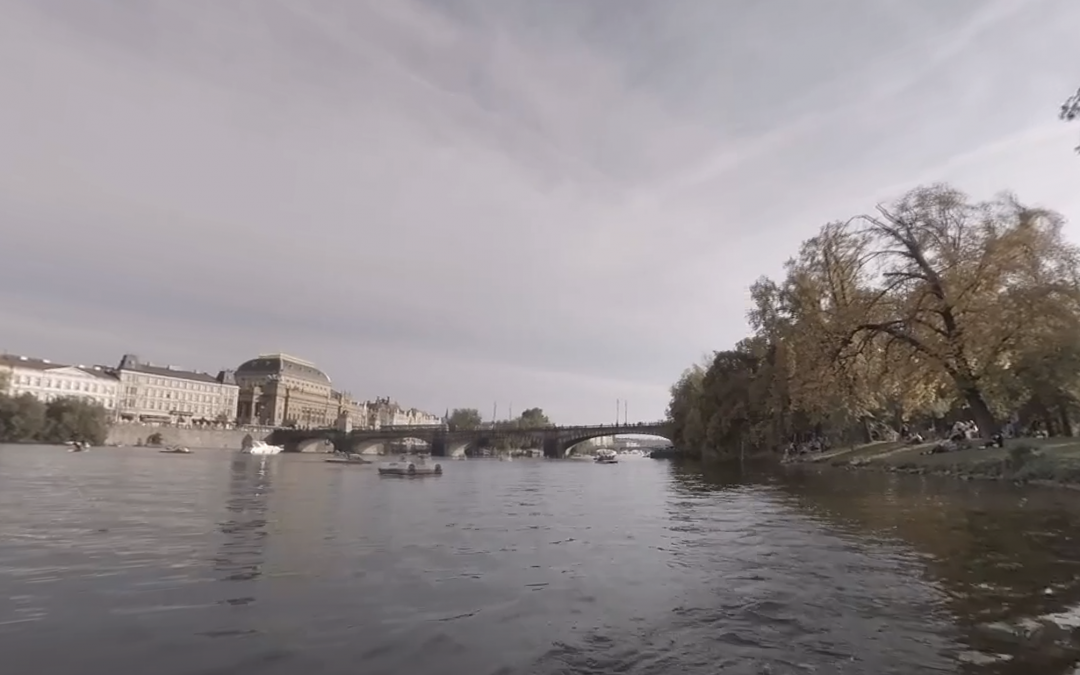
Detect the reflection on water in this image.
<box><xmin>214</xmin><ymin>457</ymin><xmax>272</xmax><ymax>584</ymax></box>
<box><xmin>745</xmin><ymin>466</ymin><xmax>1080</xmax><ymax>674</ymax></box>
<box><xmin>1</xmin><ymin>446</ymin><xmax>1080</xmax><ymax>674</ymax></box>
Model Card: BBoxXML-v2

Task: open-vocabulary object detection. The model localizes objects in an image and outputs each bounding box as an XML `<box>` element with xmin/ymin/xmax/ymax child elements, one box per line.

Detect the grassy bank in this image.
<box><xmin>792</xmin><ymin>437</ymin><xmax>1080</xmax><ymax>488</ymax></box>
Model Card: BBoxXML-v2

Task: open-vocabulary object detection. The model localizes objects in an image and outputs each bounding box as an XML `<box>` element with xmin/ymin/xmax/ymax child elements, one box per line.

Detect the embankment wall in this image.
<box><xmin>105</xmin><ymin>424</ymin><xmax>271</xmax><ymax>450</ymax></box>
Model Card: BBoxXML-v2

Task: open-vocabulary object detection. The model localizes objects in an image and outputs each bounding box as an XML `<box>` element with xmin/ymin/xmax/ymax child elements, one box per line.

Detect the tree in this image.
<box><xmin>447</xmin><ymin>408</ymin><xmax>483</xmax><ymax>430</ymax></box>
<box><xmin>666</xmin><ymin>182</ymin><xmax>1080</xmax><ymax>458</ymax></box>
<box><xmin>516</xmin><ymin>407</ymin><xmax>551</xmax><ymax>428</ymax></box>
<box><xmin>40</xmin><ymin>396</ymin><xmax>110</xmax><ymax>445</ymax></box>
<box><xmin>0</xmin><ymin>393</ymin><xmax>47</xmax><ymax>442</ymax></box>
<box><xmin>1063</xmin><ymin>86</ymin><xmax>1080</xmax><ymax>152</ymax></box>
<box><xmin>831</xmin><ymin>186</ymin><xmax>1079</xmax><ymax>434</ymax></box>
<box><xmin>0</xmin><ymin>394</ymin><xmax>109</xmax><ymax>445</ymax></box>
<box><xmin>666</xmin><ymin>362</ymin><xmax>707</xmax><ymax>451</ymax></box>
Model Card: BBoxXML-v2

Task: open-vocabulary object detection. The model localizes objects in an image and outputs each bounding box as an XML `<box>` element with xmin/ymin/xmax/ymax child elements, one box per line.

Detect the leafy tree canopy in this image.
<box><xmin>447</xmin><ymin>407</ymin><xmax>484</xmax><ymax>430</ymax></box>
<box><xmin>0</xmin><ymin>394</ymin><xmax>110</xmax><ymax>445</ymax></box>
<box><xmin>667</xmin><ymin>184</ymin><xmax>1080</xmax><ymax>459</ymax></box>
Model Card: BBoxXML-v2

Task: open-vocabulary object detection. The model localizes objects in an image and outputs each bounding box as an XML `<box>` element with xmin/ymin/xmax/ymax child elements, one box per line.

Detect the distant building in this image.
<box><xmin>113</xmin><ymin>354</ymin><xmax>239</xmax><ymax>425</ymax></box>
<box><xmin>234</xmin><ymin>353</ymin><xmax>364</xmax><ymax>429</ymax></box>
<box><xmin>0</xmin><ymin>353</ymin><xmax>121</xmax><ymax>411</ymax></box>
<box><xmin>364</xmin><ymin>396</ymin><xmax>442</xmax><ymax>429</ymax></box>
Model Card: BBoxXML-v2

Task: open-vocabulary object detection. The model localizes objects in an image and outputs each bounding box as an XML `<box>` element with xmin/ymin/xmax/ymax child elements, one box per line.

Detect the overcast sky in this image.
<box><xmin>1</xmin><ymin>0</ymin><xmax>1079</xmax><ymax>425</ymax></box>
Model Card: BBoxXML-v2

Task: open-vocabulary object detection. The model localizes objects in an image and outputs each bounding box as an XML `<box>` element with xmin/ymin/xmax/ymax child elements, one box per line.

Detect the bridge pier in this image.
<box><xmin>542</xmin><ymin>436</ymin><xmax>564</xmax><ymax>459</ymax></box>
<box><xmin>430</xmin><ymin>435</ymin><xmax>447</xmax><ymax>457</ymax></box>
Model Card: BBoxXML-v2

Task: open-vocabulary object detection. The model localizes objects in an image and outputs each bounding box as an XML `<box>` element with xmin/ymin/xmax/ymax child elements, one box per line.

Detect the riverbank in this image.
<box><xmin>792</xmin><ymin>437</ymin><xmax>1080</xmax><ymax>489</ymax></box>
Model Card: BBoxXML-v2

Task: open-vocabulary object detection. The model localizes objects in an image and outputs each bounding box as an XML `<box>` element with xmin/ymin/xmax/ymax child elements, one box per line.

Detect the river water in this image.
<box><xmin>2</xmin><ymin>447</ymin><xmax>1080</xmax><ymax>675</ymax></box>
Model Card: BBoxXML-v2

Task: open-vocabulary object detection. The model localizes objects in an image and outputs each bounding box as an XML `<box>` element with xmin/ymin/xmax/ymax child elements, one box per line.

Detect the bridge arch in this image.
<box><xmin>345</xmin><ymin>435</ymin><xmax>434</xmax><ymax>455</ymax></box>
<box><xmin>562</xmin><ymin>430</ymin><xmax>673</xmax><ymax>457</ymax></box>
<box><xmin>447</xmin><ymin>440</ymin><xmax>473</xmax><ymax>458</ymax></box>
<box><xmin>297</xmin><ymin>437</ymin><xmax>334</xmax><ymax>453</ymax></box>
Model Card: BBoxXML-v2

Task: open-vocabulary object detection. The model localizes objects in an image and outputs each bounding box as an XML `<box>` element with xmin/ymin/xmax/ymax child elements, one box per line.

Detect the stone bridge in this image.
<box><xmin>266</xmin><ymin>421</ymin><xmax>673</xmax><ymax>458</ymax></box>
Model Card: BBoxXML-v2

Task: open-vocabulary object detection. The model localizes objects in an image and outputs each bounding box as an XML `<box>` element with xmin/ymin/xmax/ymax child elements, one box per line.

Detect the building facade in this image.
<box><xmin>364</xmin><ymin>397</ymin><xmax>443</xmax><ymax>429</ymax></box>
<box><xmin>234</xmin><ymin>353</ymin><xmax>365</xmax><ymax>429</ymax></box>
<box><xmin>113</xmin><ymin>354</ymin><xmax>239</xmax><ymax>425</ymax></box>
<box><xmin>0</xmin><ymin>354</ymin><xmax>121</xmax><ymax>410</ymax></box>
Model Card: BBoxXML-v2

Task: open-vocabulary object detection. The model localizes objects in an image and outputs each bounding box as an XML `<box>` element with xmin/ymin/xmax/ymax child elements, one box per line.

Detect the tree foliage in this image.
<box><xmin>667</xmin><ymin>184</ymin><xmax>1080</xmax><ymax>459</ymax></box>
<box><xmin>516</xmin><ymin>407</ymin><xmax>552</xmax><ymax>428</ymax></box>
<box><xmin>488</xmin><ymin>407</ymin><xmax>552</xmax><ymax>449</ymax></box>
<box><xmin>1063</xmin><ymin>86</ymin><xmax>1080</xmax><ymax>152</ymax></box>
<box><xmin>0</xmin><ymin>394</ymin><xmax>110</xmax><ymax>445</ymax></box>
<box><xmin>447</xmin><ymin>408</ymin><xmax>483</xmax><ymax>430</ymax></box>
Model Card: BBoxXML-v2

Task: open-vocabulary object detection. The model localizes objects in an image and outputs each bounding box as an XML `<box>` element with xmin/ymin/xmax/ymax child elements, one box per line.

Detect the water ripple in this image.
<box><xmin>4</xmin><ymin>447</ymin><xmax>1080</xmax><ymax>673</ymax></box>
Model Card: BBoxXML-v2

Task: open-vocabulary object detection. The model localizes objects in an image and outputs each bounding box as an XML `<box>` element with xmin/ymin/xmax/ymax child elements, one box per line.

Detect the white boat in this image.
<box><xmin>378</xmin><ymin>456</ymin><xmax>443</xmax><ymax>477</ymax></box>
<box><xmin>595</xmin><ymin>449</ymin><xmax>618</xmax><ymax>464</ymax></box>
<box><xmin>160</xmin><ymin>446</ymin><xmax>192</xmax><ymax>454</ymax></box>
<box><xmin>67</xmin><ymin>441</ymin><xmax>90</xmax><ymax>453</ymax></box>
<box><xmin>244</xmin><ymin>440</ymin><xmax>284</xmax><ymax>456</ymax></box>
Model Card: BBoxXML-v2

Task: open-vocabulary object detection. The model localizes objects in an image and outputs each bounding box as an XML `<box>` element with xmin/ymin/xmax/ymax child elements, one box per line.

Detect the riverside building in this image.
<box><xmin>0</xmin><ymin>353</ymin><xmax>121</xmax><ymax>410</ymax></box>
<box><xmin>234</xmin><ymin>353</ymin><xmax>366</xmax><ymax>429</ymax></box>
<box><xmin>113</xmin><ymin>354</ymin><xmax>239</xmax><ymax>425</ymax></box>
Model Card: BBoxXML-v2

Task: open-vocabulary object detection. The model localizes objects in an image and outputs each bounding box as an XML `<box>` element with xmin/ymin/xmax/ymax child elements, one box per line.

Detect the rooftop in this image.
<box><xmin>256</xmin><ymin>352</ymin><xmax>318</xmax><ymax>368</ymax></box>
<box><xmin>115</xmin><ymin>354</ymin><xmax>233</xmax><ymax>385</ymax></box>
<box><xmin>236</xmin><ymin>353</ymin><xmax>331</xmax><ymax>385</ymax></box>
<box><xmin>1</xmin><ymin>353</ymin><xmax>119</xmax><ymax>380</ymax></box>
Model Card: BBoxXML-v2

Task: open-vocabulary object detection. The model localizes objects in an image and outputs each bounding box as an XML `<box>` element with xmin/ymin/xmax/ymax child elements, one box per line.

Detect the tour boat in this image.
<box><xmin>595</xmin><ymin>449</ymin><xmax>619</xmax><ymax>464</ymax></box>
<box><xmin>378</xmin><ymin>456</ymin><xmax>443</xmax><ymax>477</ymax></box>
<box><xmin>244</xmin><ymin>440</ymin><xmax>285</xmax><ymax>456</ymax></box>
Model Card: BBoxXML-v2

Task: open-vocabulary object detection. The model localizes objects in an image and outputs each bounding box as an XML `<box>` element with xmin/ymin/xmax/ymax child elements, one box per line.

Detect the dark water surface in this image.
<box><xmin>3</xmin><ymin>447</ymin><xmax>1080</xmax><ymax>674</ymax></box>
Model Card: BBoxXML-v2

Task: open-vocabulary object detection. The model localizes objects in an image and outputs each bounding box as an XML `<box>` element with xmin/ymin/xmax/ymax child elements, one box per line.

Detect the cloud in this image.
<box><xmin>1</xmin><ymin>0</ymin><xmax>1079</xmax><ymax>424</ymax></box>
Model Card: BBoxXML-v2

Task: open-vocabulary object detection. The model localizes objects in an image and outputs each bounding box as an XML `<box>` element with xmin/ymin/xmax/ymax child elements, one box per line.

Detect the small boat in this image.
<box><xmin>325</xmin><ymin>454</ymin><xmax>371</xmax><ymax>465</ymax></box>
<box><xmin>67</xmin><ymin>441</ymin><xmax>90</xmax><ymax>453</ymax></box>
<box><xmin>595</xmin><ymin>449</ymin><xmax>618</xmax><ymax>464</ymax></box>
<box><xmin>160</xmin><ymin>446</ymin><xmax>192</xmax><ymax>454</ymax></box>
<box><xmin>378</xmin><ymin>456</ymin><xmax>443</xmax><ymax>477</ymax></box>
<box><xmin>244</xmin><ymin>440</ymin><xmax>284</xmax><ymax>456</ymax></box>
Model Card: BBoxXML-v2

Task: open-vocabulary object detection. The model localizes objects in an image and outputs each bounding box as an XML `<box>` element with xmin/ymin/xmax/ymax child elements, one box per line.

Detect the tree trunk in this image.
<box><xmin>860</xmin><ymin>416</ymin><xmax>873</xmax><ymax>444</ymax></box>
<box><xmin>1058</xmin><ymin>402</ymin><xmax>1073</xmax><ymax>437</ymax></box>
<box><xmin>960</xmin><ymin>386</ymin><xmax>998</xmax><ymax>437</ymax></box>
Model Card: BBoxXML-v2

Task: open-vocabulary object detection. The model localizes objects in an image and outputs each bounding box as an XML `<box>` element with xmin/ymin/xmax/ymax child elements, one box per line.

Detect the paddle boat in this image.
<box><xmin>595</xmin><ymin>448</ymin><xmax>619</xmax><ymax>464</ymax></box>
<box><xmin>160</xmin><ymin>446</ymin><xmax>192</xmax><ymax>454</ymax></box>
<box><xmin>378</xmin><ymin>455</ymin><xmax>443</xmax><ymax>477</ymax></box>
